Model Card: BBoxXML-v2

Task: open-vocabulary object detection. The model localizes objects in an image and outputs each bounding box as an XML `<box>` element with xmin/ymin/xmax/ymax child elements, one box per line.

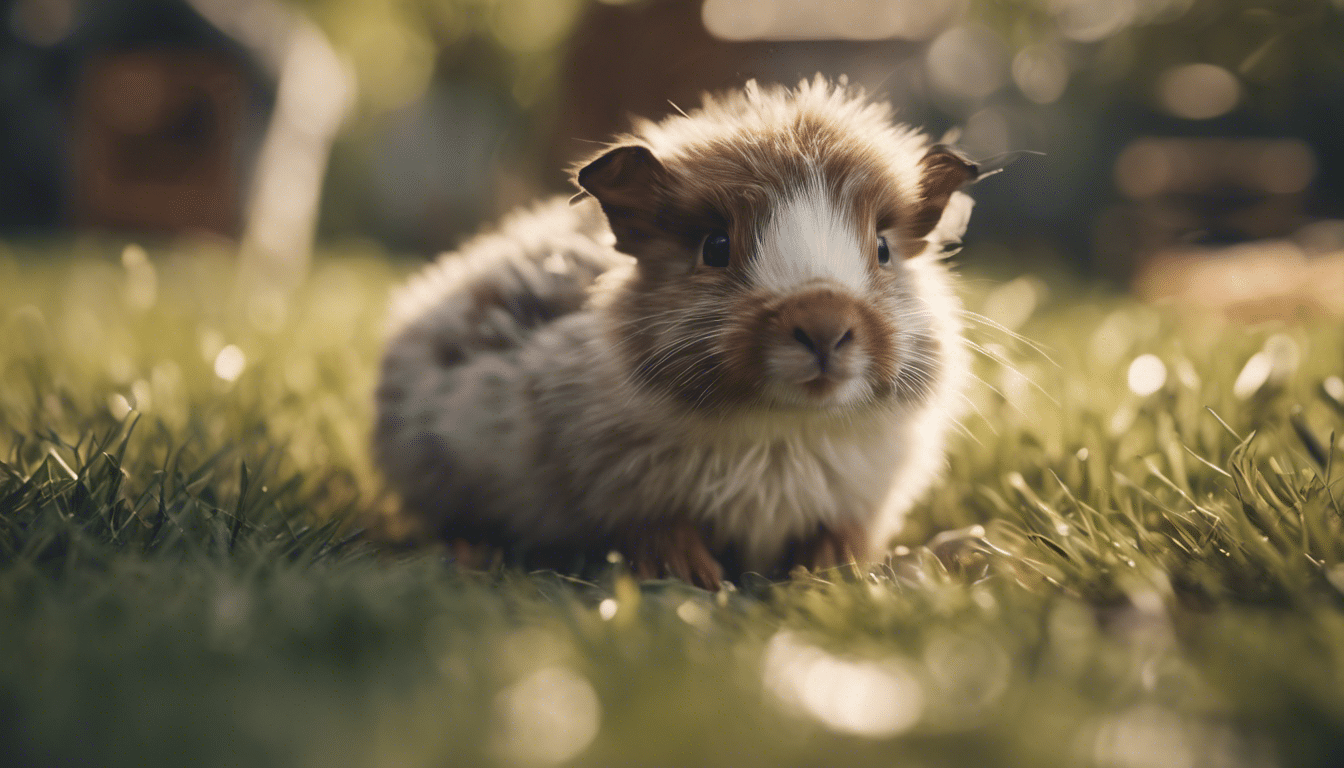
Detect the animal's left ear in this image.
<box><xmin>902</xmin><ymin>145</ymin><xmax>978</xmax><ymax>242</ymax></box>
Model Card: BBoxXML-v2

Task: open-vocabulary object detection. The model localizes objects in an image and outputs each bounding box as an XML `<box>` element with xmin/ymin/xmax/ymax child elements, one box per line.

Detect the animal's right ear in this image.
<box><xmin>575</xmin><ymin>146</ymin><xmax>670</xmax><ymax>245</ymax></box>
<box><xmin>576</xmin><ymin>145</ymin><xmax>668</xmax><ymax>211</ymax></box>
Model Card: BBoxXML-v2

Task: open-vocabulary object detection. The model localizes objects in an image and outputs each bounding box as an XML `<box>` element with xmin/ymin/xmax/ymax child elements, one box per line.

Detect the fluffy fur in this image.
<box><xmin>374</xmin><ymin>77</ymin><xmax>976</xmax><ymax>587</ymax></box>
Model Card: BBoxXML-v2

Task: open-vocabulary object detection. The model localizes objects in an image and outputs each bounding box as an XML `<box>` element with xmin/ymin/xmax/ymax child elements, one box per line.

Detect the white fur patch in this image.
<box><xmin>925</xmin><ymin>190</ymin><xmax>975</xmax><ymax>254</ymax></box>
<box><xmin>750</xmin><ymin>182</ymin><xmax>869</xmax><ymax>294</ymax></box>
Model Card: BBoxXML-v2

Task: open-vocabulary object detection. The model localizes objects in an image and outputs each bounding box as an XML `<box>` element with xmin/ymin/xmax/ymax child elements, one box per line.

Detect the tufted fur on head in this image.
<box><xmin>573</xmin><ymin>76</ymin><xmax>976</xmax><ymax>414</ymax></box>
<box><xmin>374</xmin><ymin>76</ymin><xmax>978</xmax><ymax>587</ymax></box>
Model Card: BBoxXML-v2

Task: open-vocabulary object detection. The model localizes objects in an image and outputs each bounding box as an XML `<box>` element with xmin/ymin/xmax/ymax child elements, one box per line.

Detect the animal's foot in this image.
<box><xmin>622</xmin><ymin>517</ymin><xmax>723</xmax><ymax>590</ymax></box>
<box><xmin>792</xmin><ymin>520</ymin><xmax>869</xmax><ymax>573</ymax></box>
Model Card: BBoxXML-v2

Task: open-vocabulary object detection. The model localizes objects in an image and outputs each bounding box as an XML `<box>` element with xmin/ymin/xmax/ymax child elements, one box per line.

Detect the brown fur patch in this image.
<box><xmin>901</xmin><ymin>145</ymin><xmax>978</xmax><ymax>247</ymax></box>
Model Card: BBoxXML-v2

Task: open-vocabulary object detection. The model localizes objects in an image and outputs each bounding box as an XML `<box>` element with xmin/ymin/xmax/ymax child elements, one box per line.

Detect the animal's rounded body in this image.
<box><xmin>374</xmin><ymin>78</ymin><xmax>975</xmax><ymax>586</ymax></box>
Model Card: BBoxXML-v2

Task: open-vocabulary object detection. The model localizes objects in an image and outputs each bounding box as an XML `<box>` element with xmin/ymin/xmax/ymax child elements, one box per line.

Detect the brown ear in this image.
<box><xmin>903</xmin><ymin>145</ymin><xmax>978</xmax><ymax>241</ymax></box>
<box><xmin>576</xmin><ymin>145</ymin><xmax>668</xmax><ymax>213</ymax></box>
<box><xmin>575</xmin><ymin>145</ymin><xmax>671</xmax><ymax>248</ymax></box>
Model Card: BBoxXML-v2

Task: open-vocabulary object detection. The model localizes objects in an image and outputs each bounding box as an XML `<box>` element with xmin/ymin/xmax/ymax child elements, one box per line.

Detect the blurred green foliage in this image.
<box><xmin>3</xmin><ymin>241</ymin><xmax>1344</xmax><ymax>765</ymax></box>
<box><xmin>286</xmin><ymin>0</ymin><xmax>599</xmax><ymax>117</ymax></box>
<box><xmin>979</xmin><ymin>0</ymin><xmax>1344</xmax><ymax>110</ymax></box>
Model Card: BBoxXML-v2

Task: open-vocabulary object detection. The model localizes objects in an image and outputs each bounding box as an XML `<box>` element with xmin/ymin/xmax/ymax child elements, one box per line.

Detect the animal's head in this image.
<box><xmin>575</xmin><ymin>77</ymin><xmax>977</xmax><ymax>413</ymax></box>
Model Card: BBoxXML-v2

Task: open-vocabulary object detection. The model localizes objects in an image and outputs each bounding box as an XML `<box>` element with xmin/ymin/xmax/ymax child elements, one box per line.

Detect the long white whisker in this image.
<box><xmin>960</xmin><ymin>310</ymin><xmax>1060</xmax><ymax>367</ymax></box>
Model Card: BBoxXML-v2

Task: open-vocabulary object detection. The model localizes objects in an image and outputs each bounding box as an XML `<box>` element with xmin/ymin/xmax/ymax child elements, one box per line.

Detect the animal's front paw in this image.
<box><xmin>791</xmin><ymin>520</ymin><xmax>869</xmax><ymax>573</ymax></box>
<box><xmin>622</xmin><ymin>517</ymin><xmax>723</xmax><ymax>591</ymax></box>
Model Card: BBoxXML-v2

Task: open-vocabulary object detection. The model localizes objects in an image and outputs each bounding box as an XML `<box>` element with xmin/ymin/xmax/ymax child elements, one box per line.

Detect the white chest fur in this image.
<box><xmin>670</xmin><ymin>411</ymin><xmax>916</xmax><ymax>566</ymax></box>
<box><xmin>530</xmin><ymin>337</ymin><xmax>931</xmax><ymax>569</ymax></box>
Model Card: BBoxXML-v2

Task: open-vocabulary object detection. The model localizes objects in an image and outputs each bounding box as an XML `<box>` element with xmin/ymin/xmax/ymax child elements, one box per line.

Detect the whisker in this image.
<box><xmin>961</xmin><ymin>310</ymin><xmax>1060</xmax><ymax>367</ymax></box>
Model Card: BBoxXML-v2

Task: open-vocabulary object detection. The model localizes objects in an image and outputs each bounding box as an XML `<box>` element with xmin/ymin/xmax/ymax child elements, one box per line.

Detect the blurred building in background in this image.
<box><xmin>3</xmin><ymin>0</ymin><xmax>1343</xmax><ymax>286</ymax></box>
<box><xmin>2</xmin><ymin>0</ymin><xmax>273</xmax><ymax>236</ymax></box>
<box><xmin>2</xmin><ymin>0</ymin><xmax>351</xmax><ymax>284</ymax></box>
<box><xmin>68</xmin><ymin>4</ymin><xmax>264</xmax><ymax>235</ymax></box>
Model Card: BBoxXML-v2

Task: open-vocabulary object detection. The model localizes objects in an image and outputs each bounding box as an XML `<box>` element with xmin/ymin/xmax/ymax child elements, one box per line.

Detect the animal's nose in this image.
<box><xmin>792</xmin><ymin>324</ymin><xmax>855</xmax><ymax>373</ymax></box>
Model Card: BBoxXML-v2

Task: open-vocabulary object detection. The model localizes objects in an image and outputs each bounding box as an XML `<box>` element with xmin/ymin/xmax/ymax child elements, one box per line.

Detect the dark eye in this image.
<box><xmin>877</xmin><ymin>235</ymin><xmax>891</xmax><ymax>265</ymax></box>
<box><xmin>702</xmin><ymin>231</ymin><xmax>731</xmax><ymax>268</ymax></box>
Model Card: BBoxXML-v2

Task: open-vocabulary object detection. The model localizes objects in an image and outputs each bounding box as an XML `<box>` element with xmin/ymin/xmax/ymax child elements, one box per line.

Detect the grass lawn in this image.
<box><xmin>3</xmin><ymin>239</ymin><xmax>1344</xmax><ymax>768</ymax></box>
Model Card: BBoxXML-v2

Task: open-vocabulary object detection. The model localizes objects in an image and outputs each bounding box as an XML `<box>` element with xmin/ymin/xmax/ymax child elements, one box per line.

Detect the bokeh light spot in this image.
<box><xmin>10</xmin><ymin>0</ymin><xmax>74</xmax><ymax>46</ymax></box>
<box><xmin>927</xmin><ymin>25</ymin><xmax>1008</xmax><ymax>100</ymax></box>
<box><xmin>1012</xmin><ymin>43</ymin><xmax>1070</xmax><ymax>104</ymax></box>
<box><xmin>1127</xmin><ymin>354</ymin><xmax>1167</xmax><ymax>396</ymax></box>
<box><xmin>214</xmin><ymin>345</ymin><xmax>247</xmax><ymax>383</ymax></box>
<box><xmin>676</xmin><ymin>599</ymin><xmax>712</xmax><ymax>630</ymax></box>
<box><xmin>1158</xmin><ymin>64</ymin><xmax>1239</xmax><ymax>119</ymax></box>
<box><xmin>493</xmin><ymin>666</ymin><xmax>601</xmax><ymax>765</ymax></box>
<box><xmin>107</xmin><ymin>393</ymin><xmax>133</xmax><ymax>421</ymax></box>
<box><xmin>763</xmin><ymin>631</ymin><xmax>924</xmax><ymax>738</ymax></box>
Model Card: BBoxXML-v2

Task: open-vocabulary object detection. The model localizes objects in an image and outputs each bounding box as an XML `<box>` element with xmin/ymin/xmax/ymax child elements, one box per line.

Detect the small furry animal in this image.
<box><xmin>374</xmin><ymin>77</ymin><xmax>979</xmax><ymax>589</ymax></box>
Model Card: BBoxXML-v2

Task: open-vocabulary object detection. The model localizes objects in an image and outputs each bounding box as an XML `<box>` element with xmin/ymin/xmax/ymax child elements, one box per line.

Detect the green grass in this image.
<box><xmin>2</xmin><ymin>239</ymin><xmax>1344</xmax><ymax>767</ymax></box>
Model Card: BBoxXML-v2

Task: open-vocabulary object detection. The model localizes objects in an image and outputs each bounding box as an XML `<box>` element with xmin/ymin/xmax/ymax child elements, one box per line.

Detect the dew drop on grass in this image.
<box><xmin>214</xmin><ymin>345</ymin><xmax>247</xmax><ymax>382</ymax></box>
<box><xmin>1127</xmin><ymin>354</ymin><xmax>1167</xmax><ymax>396</ymax></box>
<box><xmin>107</xmin><ymin>393</ymin><xmax>132</xmax><ymax>420</ymax></box>
<box><xmin>1322</xmin><ymin>375</ymin><xmax>1344</xmax><ymax>406</ymax></box>
<box><xmin>1234</xmin><ymin>335</ymin><xmax>1302</xmax><ymax>399</ymax></box>
<box><xmin>1232</xmin><ymin>353</ymin><xmax>1272</xmax><ymax>399</ymax></box>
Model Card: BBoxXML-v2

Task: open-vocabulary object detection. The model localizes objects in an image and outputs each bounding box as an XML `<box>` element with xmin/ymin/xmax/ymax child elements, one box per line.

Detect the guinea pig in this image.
<box><xmin>373</xmin><ymin>76</ymin><xmax>978</xmax><ymax>589</ymax></box>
